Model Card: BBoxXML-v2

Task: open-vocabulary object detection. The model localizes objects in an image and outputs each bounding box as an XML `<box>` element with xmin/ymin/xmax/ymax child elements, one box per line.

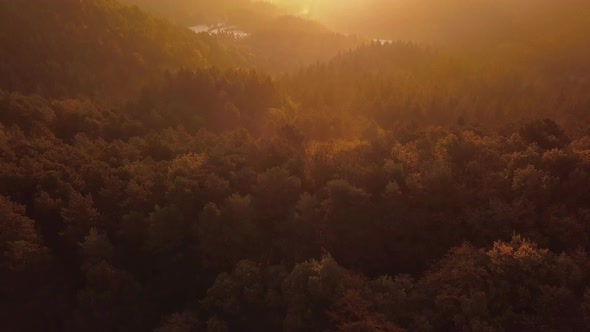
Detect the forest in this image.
<box><xmin>2</xmin><ymin>0</ymin><xmax>590</xmax><ymax>331</ymax></box>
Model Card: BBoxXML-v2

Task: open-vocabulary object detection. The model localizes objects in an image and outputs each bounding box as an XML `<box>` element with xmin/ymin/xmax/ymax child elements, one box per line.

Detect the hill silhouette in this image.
<box><xmin>0</xmin><ymin>0</ymin><xmax>247</xmax><ymax>100</ymax></box>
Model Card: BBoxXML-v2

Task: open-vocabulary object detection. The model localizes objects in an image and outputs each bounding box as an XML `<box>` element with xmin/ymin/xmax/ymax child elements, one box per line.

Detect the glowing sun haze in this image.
<box><xmin>263</xmin><ymin>0</ymin><xmax>590</xmax><ymax>45</ymax></box>
<box><xmin>267</xmin><ymin>0</ymin><xmax>376</xmax><ymax>15</ymax></box>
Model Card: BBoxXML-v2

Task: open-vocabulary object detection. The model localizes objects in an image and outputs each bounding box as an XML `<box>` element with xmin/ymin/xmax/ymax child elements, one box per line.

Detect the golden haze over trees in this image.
<box><xmin>1</xmin><ymin>0</ymin><xmax>590</xmax><ymax>331</ymax></box>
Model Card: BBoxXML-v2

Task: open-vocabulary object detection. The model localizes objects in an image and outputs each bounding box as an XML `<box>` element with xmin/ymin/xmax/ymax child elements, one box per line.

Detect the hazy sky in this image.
<box><xmin>264</xmin><ymin>0</ymin><xmax>590</xmax><ymax>45</ymax></box>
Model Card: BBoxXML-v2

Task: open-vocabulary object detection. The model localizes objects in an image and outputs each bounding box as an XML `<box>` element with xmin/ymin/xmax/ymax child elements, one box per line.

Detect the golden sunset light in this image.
<box><xmin>2</xmin><ymin>0</ymin><xmax>590</xmax><ymax>331</ymax></box>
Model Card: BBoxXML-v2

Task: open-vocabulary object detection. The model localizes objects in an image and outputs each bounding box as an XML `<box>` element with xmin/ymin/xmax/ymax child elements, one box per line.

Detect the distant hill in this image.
<box><xmin>119</xmin><ymin>0</ymin><xmax>364</xmax><ymax>74</ymax></box>
<box><xmin>0</xmin><ymin>0</ymin><xmax>248</xmax><ymax>101</ymax></box>
<box><xmin>119</xmin><ymin>0</ymin><xmax>283</xmax><ymax>28</ymax></box>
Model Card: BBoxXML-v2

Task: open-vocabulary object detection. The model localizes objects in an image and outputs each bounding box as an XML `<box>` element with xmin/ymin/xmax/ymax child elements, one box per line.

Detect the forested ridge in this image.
<box><xmin>0</xmin><ymin>0</ymin><xmax>250</xmax><ymax>101</ymax></box>
<box><xmin>2</xmin><ymin>1</ymin><xmax>590</xmax><ymax>331</ymax></box>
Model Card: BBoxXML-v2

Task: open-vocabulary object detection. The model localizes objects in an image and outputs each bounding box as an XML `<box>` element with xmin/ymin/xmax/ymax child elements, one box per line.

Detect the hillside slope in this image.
<box><xmin>0</xmin><ymin>0</ymin><xmax>247</xmax><ymax>101</ymax></box>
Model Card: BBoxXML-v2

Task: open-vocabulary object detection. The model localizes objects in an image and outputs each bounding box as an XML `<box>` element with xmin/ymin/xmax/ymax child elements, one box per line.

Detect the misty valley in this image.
<box><xmin>190</xmin><ymin>24</ymin><xmax>249</xmax><ymax>38</ymax></box>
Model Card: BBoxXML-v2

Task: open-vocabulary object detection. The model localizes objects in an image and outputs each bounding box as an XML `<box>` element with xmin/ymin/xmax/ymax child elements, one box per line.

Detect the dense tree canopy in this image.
<box><xmin>2</xmin><ymin>0</ymin><xmax>590</xmax><ymax>331</ymax></box>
